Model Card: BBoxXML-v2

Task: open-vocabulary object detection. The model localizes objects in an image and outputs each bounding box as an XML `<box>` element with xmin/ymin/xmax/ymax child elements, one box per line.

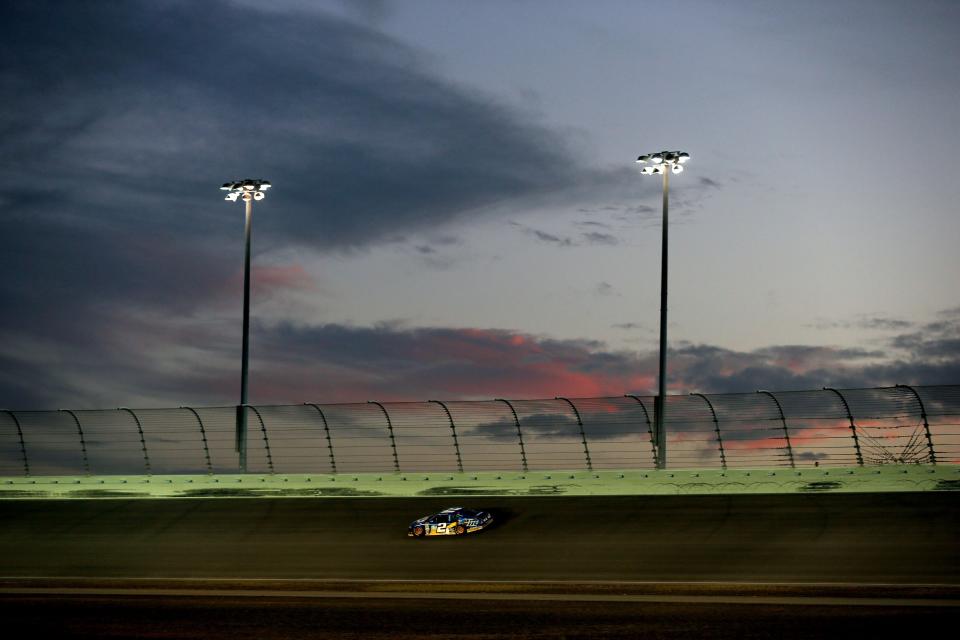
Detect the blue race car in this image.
<box><xmin>408</xmin><ymin>506</ymin><xmax>494</xmax><ymax>537</ymax></box>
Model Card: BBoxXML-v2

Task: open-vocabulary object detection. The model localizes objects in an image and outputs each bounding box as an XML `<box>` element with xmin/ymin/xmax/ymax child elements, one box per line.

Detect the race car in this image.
<box><xmin>407</xmin><ymin>506</ymin><xmax>494</xmax><ymax>537</ymax></box>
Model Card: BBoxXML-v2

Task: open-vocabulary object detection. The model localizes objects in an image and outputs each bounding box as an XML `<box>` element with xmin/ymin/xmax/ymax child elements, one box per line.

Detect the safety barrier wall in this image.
<box><xmin>0</xmin><ymin>385</ymin><xmax>957</xmax><ymax>475</ymax></box>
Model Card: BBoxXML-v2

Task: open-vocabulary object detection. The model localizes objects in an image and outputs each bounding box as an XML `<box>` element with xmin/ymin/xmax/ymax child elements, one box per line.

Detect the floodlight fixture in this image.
<box><xmin>222</xmin><ymin>179</ymin><xmax>272</xmax><ymax>201</ymax></box>
<box><xmin>636</xmin><ymin>151</ymin><xmax>689</xmax><ymax>174</ymax></box>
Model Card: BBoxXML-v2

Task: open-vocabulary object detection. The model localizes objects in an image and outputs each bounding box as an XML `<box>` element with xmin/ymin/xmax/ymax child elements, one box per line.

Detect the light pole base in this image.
<box><xmin>235</xmin><ymin>404</ymin><xmax>248</xmax><ymax>473</ymax></box>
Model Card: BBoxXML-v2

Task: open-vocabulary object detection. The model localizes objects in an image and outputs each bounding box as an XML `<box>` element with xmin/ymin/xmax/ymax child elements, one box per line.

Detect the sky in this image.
<box><xmin>1</xmin><ymin>0</ymin><xmax>959</xmax><ymax>410</ymax></box>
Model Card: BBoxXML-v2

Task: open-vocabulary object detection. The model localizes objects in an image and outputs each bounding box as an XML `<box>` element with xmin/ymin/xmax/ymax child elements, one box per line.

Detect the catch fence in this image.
<box><xmin>1</xmin><ymin>385</ymin><xmax>957</xmax><ymax>475</ymax></box>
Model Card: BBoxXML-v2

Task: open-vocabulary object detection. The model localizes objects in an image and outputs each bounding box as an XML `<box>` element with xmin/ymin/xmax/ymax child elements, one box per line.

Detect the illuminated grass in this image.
<box><xmin>1</xmin><ymin>465</ymin><xmax>957</xmax><ymax>499</ymax></box>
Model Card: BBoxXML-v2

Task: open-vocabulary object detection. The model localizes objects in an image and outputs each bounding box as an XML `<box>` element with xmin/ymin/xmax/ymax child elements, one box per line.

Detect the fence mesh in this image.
<box><xmin>1</xmin><ymin>385</ymin><xmax>956</xmax><ymax>475</ymax></box>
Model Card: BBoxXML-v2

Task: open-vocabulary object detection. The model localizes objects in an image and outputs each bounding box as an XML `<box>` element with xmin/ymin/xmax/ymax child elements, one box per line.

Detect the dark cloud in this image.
<box><xmin>1</xmin><ymin>0</ymin><xmax>615</xmax><ymax>324</ymax></box>
<box><xmin>671</xmin><ymin>343</ymin><xmax>891</xmax><ymax>393</ymax></box>
<box><xmin>864</xmin><ymin>318</ymin><xmax>913</xmax><ymax>331</ymax></box>
<box><xmin>2</xmin><ymin>3</ymin><xmax>956</xmax><ymax>416</ymax></box>
<box><xmin>578</xmin><ymin>205</ymin><xmax>629</xmax><ymax>214</ymax></box>
<box><xmin>510</xmin><ymin>222</ymin><xmax>575</xmax><ymax>247</ymax></box>
<box><xmin>808</xmin><ymin>315</ymin><xmax>914</xmax><ymax>331</ymax></box>
<box><xmin>465</xmin><ymin>412</ymin><xmax>585</xmax><ymax>442</ymax></box>
<box><xmin>610</xmin><ymin>204</ymin><xmax>658</xmax><ymax>219</ymax></box>
<box><xmin>511</xmin><ymin>224</ymin><xmax>619</xmax><ymax>248</ymax></box>
<box><xmin>699</xmin><ymin>177</ymin><xmax>721</xmax><ymax>188</ymax></box>
<box><xmin>612</xmin><ymin>323</ymin><xmax>649</xmax><ymax>331</ymax></box>
<box><xmin>856</xmin><ymin>317</ymin><xmax>914</xmax><ymax>330</ymax></box>
<box><xmin>575</xmin><ymin>220</ymin><xmax>611</xmax><ymax>228</ymax></box>
<box><xmin>891</xmin><ymin>333</ymin><xmax>959</xmax><ymax>357</ymax></box>
<box><xmin>581</xmin><ymin>231</ymin><xmax>619</xmax><ymax>246</ymax></box>
<box><xmin>429</xmin><ymin>235</ymin><xmax>462</xmax><ymax>247</ymax></box>
<box><xmin>531</xmin><ymin>229</ymin><xmax>573</xmax><ymax>246</ymax></box>
<box><xmin>594</xmin><ymin>282</ymin><xmax>618</xmax><ymax>297</ymax></box>
<box><xmin>888</xmin><ymin>317</ymin><xmax>959</xmax><ymax>361</ymax></box>
<box><xmin>1</xmin><ymin>1</ymin><xmax>644</xmax><ymax>408</ymax></box>
<box><xmin>2</xmin><ymin>309</ymin><xmax>957</xmax><ymax>410</ymax></box>
<box><xmin>1</xmin><ymin>2</ymin><xmax>594</xmax><ymax>252</ymax></box>
<box><xmin>409</xmin><ymin>234</ymin><xmax>462</xmax><ymax>267</ymax></box>
<box><xmin>464</xmin><ymin>417</ymin><xmax>520</xmax><ymax>442</ymax></box>
<box><xmin>575</xmin><ymin>202</ymin><xmax>662</xmax><ymax>230</ymax></box>
<box><xmin>795</xmin><ymin>451</ymin><xmax>828</xmax><ymax>462</ymax></box>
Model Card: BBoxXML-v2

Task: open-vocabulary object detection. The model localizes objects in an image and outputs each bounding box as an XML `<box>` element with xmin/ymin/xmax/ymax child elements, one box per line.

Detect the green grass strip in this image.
<box><xmin>1</xmin><ymin>466</ymin><xmax>958</xmax><ymax>499</ymax></box>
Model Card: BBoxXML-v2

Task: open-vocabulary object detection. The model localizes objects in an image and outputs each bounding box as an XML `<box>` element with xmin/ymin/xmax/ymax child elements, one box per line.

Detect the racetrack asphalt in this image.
<box><xmin>1</xmin><ymin>493</ymin><xmax>957</xmax><ymax>584</ymax></box>
<box><xmin>3</xmin><ymin>591</ymin><xmax>957</xmax><ymax>640</ymax></box>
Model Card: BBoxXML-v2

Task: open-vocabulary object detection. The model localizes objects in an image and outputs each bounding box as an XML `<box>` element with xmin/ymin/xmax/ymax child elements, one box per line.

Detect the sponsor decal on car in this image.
<box><xmin>408</xmin><ymin>507</ymin><xmax>493</xmax><ymax>537</ymax></box>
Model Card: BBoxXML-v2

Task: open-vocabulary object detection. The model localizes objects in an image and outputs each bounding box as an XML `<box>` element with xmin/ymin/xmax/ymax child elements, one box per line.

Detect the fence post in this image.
<box><xmin>625</xmin><ymin>395</ymin><xmax>659</xmax><ymax>468</ymax></box>
<box><xmin>3</xmin><ymin>410</ymin><xmax>29</xmax><ymax>477</ymax></box>
<box><xmin>119</xmin><ymin>408</ymin><xmax>151</xmax><ymax>475</ymax></box>
<box><xmin>60</xmin><ymin>409</ymin><xmax>90</xmax><ymax>475</ymax></box>
<box><xmin>306</xmin><ymin>403</ymin><xmax>337</xmax><ymax>474</ymax></box>
<box><xmin>368</xmin><ymin>401</ymin><xmax>400</xmax><ymax>473</ymax></box>
<box><xmin>824</xmin><ymin>387</ymin><xmax>864</xmax><ymax>466</ymax></box>
<box><xmin>182</xmin><ymin>407</ymin><xmax>214</xmax><ymax>474</ymax></box>
<box><xmin>757</xmin><ymin>390</ymin><xmax>796</xmax><ymax>468</ymax></box>
<box><xmin>496</xmin><ymin>399</ymin><xmax>528</xmax><ymax>472</ymax></box>
<box><xmin>897</xmin><ymin>384</ymin><xmax>937</xmax><ymax>464</ymax></box>
<box><xmin>691</xmin><ymin>393</ymin><xmax>727</xmax><ymax>470</ymax></box>
<box><xmin>429</xmin><ymin>400</ymin><xmax>463</xmax><ymax>473</ymax></box>
<box><xmin>556</xmin><ymin>397</ymin><xmax>592</xmax><ymax>471</ymax></box>
<box><xmin>246</xmin><ymin>405</ymin><xmax>275</xmax><ymax>474</ymax></box>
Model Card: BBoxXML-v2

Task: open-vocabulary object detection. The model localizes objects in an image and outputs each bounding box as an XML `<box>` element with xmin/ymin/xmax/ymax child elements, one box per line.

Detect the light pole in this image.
<box><xmin>635</xmin><ymin>150</ymin><xmax>689</xmax><ymax>469</ymax></box>
<box><xmin>221</xmin><ymin>178</ymin><xmax>271</xmax><ymax>472</ymax></box>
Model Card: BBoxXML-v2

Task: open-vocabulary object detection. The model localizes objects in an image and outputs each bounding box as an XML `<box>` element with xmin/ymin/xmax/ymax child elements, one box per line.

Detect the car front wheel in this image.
<box><xmin>413</xmin><ymin>526</ymin><xmax>425</xmax><ymax>537</ymax></box>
